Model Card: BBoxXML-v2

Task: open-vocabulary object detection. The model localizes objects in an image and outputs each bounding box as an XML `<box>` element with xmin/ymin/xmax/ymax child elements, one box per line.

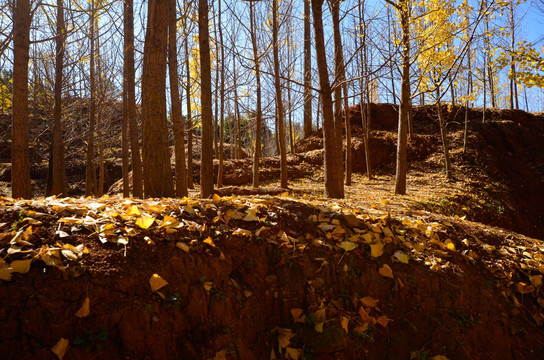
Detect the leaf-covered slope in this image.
<box><xmin>1</xmin><ymin>194</ymin><xmax>544</xmax><ymax>359</ymax></box>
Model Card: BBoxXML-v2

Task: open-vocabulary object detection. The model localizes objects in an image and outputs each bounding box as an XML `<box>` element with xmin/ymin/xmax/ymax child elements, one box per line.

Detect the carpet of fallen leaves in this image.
<box><xmin>2</xmin><ymin>173</ymin><xmax>544</xmax><ymax>359</ymax></box>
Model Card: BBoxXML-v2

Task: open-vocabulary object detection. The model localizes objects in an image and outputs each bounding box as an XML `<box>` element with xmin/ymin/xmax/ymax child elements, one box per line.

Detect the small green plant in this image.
<box><xmin>305</xmin><ymin>312</ymin><xmax>317</xmax><ymax>327</ymax></box>
<box><xmin>448</xmin><ymin>307</ymin><xmax>475</xmax><ymax>328</ymax></box>
<box><xmin>224</xmin><ymin>325</ymin><xmax>232</xmax><ymax>334</ymax></box>
<box><xmin>73</xmin><ymin>328</ymin><xmax>109</xmax><ymax>352</ymax></box>
<box><xmin>165</xmin><ymin>293</ymin><xmax>181</xmax><ymax>309</ymax></box>
<box><xmin>210</xmin><ymin>287</ymin><xmax>224</xmax><ymax>303</ymax></box>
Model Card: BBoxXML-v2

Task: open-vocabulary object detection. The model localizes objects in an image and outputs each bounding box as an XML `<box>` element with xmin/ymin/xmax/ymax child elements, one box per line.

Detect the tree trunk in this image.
<box><xmin>233</xmin><ymin>52</ymin><xmax>242</xmax><ymax>160</ymax></box>
<box><xmin>199</xmin><ymin>0</ymin><xmax>214</xmax><ymax>198</ymax></box>
<box><xmin>394</xmin><ymin>2</ymin><xmax>410</xmax><ymax>195</ymax></box>
<box><xmin>330</xmin><ymin>1</ymin><xmax>344</xmax><ymax>188</ymax></box>
<box><xmin>124</xmin><ymin>0</ymin><xmax>143</xmax><ymax>197</ymax></box>
<box><xmin>185</xmin><ymin>38</ymin><xmax>194</xmax><ymax>189</ymax></box>
<box><xmin>47</xmin><ymin>0</ymin><xmax>67</xmax><ymax>197</ymax></box>
<box><xmin>85</xmin><ymin>0</ymin><xmax>97</xmax><ymax>197</ymax></box>
<box><xmin>96</xmin><ymin>36</ymin><xmax>105</xmax><ymax>196</ymax></box>
<box><xmin>250</xmin><ymin>2</ymin><xmax>262</xmax><ymax>188</ymax></box>
<box><xmin>217</xmin><ymin>0</ymin><xmax>225</xmax><ymax>188</ymax></box>
<box><xmin>303</xmin><ymin>0</ymin><xmax>312</xmax><ymax>137</ymax></box>
<box><xmin>311</xmin><ymin>0</ymin><xmax>343</xmax><ymax>198</ymax></box>
<box><xmin>121</xmin><ymin>85</ymin><xmax>129</xmax><ymax>197</ymax></box>
<box><xmin>436</xmin><ymin>90</ymin><xmax>452</xmax><ymax>180</ymax></box>
<box><xmin>12</xmin><ymin>0</ymin><xmax>32</xmax><ymax>199</ymax></box>
<box><xmin>142</xmin><ymin>0</ymin><xmax>174</xmax><ymax>197</ymax></box>
<box><xmin>168</xmin><ymin>0</ymin><xmax>188</xmax><ymax>197</ymax></box>
<box><xmin>272</xmin><ymin>0</ymin><xmax>288</xmax><ymax>188</ymax></box>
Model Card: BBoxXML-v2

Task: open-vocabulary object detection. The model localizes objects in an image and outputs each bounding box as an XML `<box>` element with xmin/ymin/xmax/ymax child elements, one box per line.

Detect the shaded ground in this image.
<box><xmin>1</xmin><ymin>194</ymin><xmax>544</xmax><ymax>360</ymax></box>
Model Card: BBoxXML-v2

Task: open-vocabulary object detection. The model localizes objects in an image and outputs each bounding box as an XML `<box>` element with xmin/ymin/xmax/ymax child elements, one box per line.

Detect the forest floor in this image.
<box><xmin>1</xmin><ymin>104</ymin><xmax>544</xmax><ymax>359</ymax></box>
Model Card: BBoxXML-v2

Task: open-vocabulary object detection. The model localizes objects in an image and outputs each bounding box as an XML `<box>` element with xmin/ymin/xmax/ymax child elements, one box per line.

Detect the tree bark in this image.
<box><xmin>142</xmin><ymin>0</ymin><xmax>174</xmax><ymax>197</ymax></box>
<box><xmin>199</xmin><ymin>0</ymin><xmax>214</xmax><ymax>198</ymax></box>
<box><xmin>47</xmin><ymin>0</ymin><xmax>67</xmax><ymax>197</ymax></box>
<box><xmin>394</xmin><ymin>1</ymin><xmax>410</xmax><ymax>195</ymax></box>
<box><xmin>124</xmin><ymin>0</ymin><xmax>143</xmax><ymax>197</ymax></box>
<box><xmin>303</xmin><ymin>0</ymin><xmax>312</xmax><ymax>137</ymax></box>
<box><xmin>311</xmin><ymin>0</ymin><xmax>343</xmax><ymax>198</ymax></box>
<box><xmin>85</xmin><ymin>0</ymin><xmax>97</xmax><ymax>196</ymax></box>
<box><xmin>272</xmin><ymin>0</ymin><xmax>288</xmax><ymax>188</ymax></box>
<box><xmin>168</xmin><ymin>0</ymin><xmax>188</xmax><ymax>197</ymax></box>
<box><xmin>185</xmin><ymin>38</ymin><xmax>194</xmax><ymax>189</ymax></box>
<box><xmin>250</xmin><ymin>2</ymin><xmax>262</xmax><ymax>188</ymax></box>
<box><xmin>217</xmin><ymin>0</ymin><xmax>225</xmax><ymax>188</ymax></box>
<box><xmin>12</xmin><ymin>0</ymin><xmax>32</xmax><ymax>199</ymax></box>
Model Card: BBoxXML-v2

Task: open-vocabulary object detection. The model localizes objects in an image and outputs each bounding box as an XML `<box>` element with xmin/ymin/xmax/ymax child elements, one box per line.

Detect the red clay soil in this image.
<box><xmin>1</xmin><ymin>196</ymin><xmax>544</xmax><ymax>360</ymax></box>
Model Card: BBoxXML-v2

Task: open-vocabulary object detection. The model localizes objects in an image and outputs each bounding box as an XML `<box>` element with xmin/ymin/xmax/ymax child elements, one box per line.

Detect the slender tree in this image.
<box><xmin>85</xmin><ymin>0</ymin><xmax>97</xmax><ymax>196</ymax></box>
<box><xmin>303</xmin><ymin>0</ymin><xmax>312</xmax><ymax>137</ymax></box>
<box><xmin>199</xmin><ymin>0</ymin><xmax>214</xmax><ymax>197</ymax></box>
<box><xmin>311</xmin><ymin>0</ymin><xmax>343</xmax><ymax>198</ymax></box>
<box><xmin>46</xmin><ymin>0</ymin><xmax>67</xmax><ymax>196</ymax></box>
<box><xmin>123</xmin><ymin>0</ymin><xmax>143</xmax><ymax>197</ymax></box>
<box><xmin>169</xmin><ymin>0</ymin><xmax>188</xmax><ymax>197</ymax></box>
<box><xmin>249</xmin><ymin>1</ymin><xmax>263</xmax><ymax>188</ymax></box>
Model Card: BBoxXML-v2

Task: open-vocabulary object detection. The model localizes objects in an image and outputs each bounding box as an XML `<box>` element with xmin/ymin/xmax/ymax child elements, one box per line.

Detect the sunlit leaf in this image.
<box><xmin>393</xmin><ymin>251</ymin><xmax>409</xmax><ymax>264</ymax></box>
<box><xmin>370</xmin><ymin>243</ymin><xmax>384</xmax><ymax>257</ymax></box>
<box><xmin>339</xmin><ymin>241</ymin><xmax>358</xmax><ymax>252</ymax></box>
<box><xmin>136</xmin><ymin>215</ymin><xmax>155</xmax><ymax>229</ymax></box>
<box><xmin>243</xmin><ymin>208</ymin><xmax>260</xmax><ymax>221</ymax></box>
<box><xmin>176</xmin><ymin>242</ymin><xmax>189</xmax><ymax>253</ymax></box>
<box><xmin>203</xmin><ymin>237</ymin><xmax>216</xmax><ymax>247</ymax></box>
<box><xmin>10</xmin><ymin>259</ymin><xmax>31</xmax><ymax>274</ymax></box>
<box><xmin>232</xmin><ymin>228</ymin><xmax>252</xmax><ymax>237</ymax></box>
<box><xmin>286</xmin><ymin>347</ymin><xmax>302</xmax><ymax>360</ymax></box>
<box><xmin>341</xmin><ymin>316</ymin><xmax>349</xmax><ymax>333</ymax></box>
<box><xmin>126</xmin><ymin>205</ymin><xmax>141</xmax><ymax>216</ymax></box>
<box><xmin>376</xmin><ymin>315</ymin><xmax>392</xmax><ymax>327</ymax></box>
<box><xmin>149</xmin><ymin>274</ymin><xmax>168</xmax><ymax>291</ymax></box>
<box><xmin>379</xmin><ymin>264</ymin><xmax>394</xmax><ymax>279</ymax></box>
<box><xmin>51</xmin><ymin>338</ymin><xmax>70</xmax><ymax>360</ymax></box>
<box><xmin>75</xmin><ymin>297</ymin><xmax>90</xmax><ymax>318</ymax></box>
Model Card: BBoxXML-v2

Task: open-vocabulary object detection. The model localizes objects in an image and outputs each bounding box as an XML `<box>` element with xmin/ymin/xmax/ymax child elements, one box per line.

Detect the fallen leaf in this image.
<box><xmin>290</xmin><ymin>308</ymin><xmax>306</xmax><ymax>323</ymax></box>
<box><xmin>136</xmin><ymin>215</ymin><xmax>155</xmax><ymax>229</ymax></box>
<box><xmin>339</xmin><ymin>241</ymin><xmax>358</xmax><ymax>252</ymax></box>
<box><xmin>370</xmin><ymin>243</ymin><xmax>384</xmax><ymax>257</ymax></box>
<box><xmin>432</xmin><ymin>356</ymin><xmax>449</xmax><ymax>360</ymax></box>
<box><xmin>286</xmin><ymin>347</ymin><xmax>302</xmax><ymax>360</ymax></box>
<box><xmin>212</xmin><ymin>194</ymin><xmax>221</xmax><ymax>202</ymax></box>
<box><xmin>203</xmin><ymin>237</ymin><xmax>216</xmax><ymax>247</ymax></box>
<box><xmin>243</xmin><ymin>208</ymin><xmax>260</xmax><ymax>221</ymax></box>
<box><xmin>204</xmin><ymin>281</ymin><xmax>213</xmax><ymax>291</ymax></box>
<box><xmin>176</xmin><ymin>242</ymin><xmax>189</xmax><ymax>253</ymax></box>
<box><xmin>10</xmin><ymin>259</ymin><xmax>31</xmax><ymax>274</ymax></box>
<box><xmin>361</xmin><ymin>296</ymin><xmax>379</xmax><ymax>308</ymax></box>
<box><xmin>341</xmin><ymin>316</ymin><xmax>349</xmax><ymax>333</ymax></box>
<box><xmin>376</xmin><ymin>315</ymin><xmax>392</xmax><ymax>327</ymax></box>
<box><xmin>393</xmin><ymin>251</ymin><xmax>409</xmax><ymax>264</ymax></box>
<box><xmin>149</xmin><ymin>273</ymin><xmax>168</xmax><ymax>291</ymax></box>
<box><xmin>0</xmin><ymin>267</ymin><xmax>13</xmax><ymax>281</ymax></box>
<box><xmin>517</xmin><ymin>282</ymin><xmax>534</xmax><ymax>294</ymax></box>
<box><xmin>232</xmin><ymin>228</ymin><xmax>252</xmax><ymax>237</ymax></box>
<box><xmin>51</xmin><ymin>338</ymin><xmax>70</xmax><ymax>360</ymax></box>
<box><xmin>126</xmin><ymin>205</ymin><xmax>141</xmax><ymax>216</ymax></box>
<box><xmin>213</xmin><ymin>349</ymin><xmax>227</xmax><ymax>360</ymax></box>
<box><xmin>530</xmin><ymin>275</ymin><xmax>543</xmax><ymax>288</ymax></box>
<box><xmin>75</xmin><ymin>297</ymin><xmax>90</xmax><ymax>318</ymax></box>
<box><xmin>314</xmin><ymin>322</ymin><xmax>324</xmax><ymax>333</ymax></box>
<box><xmin>276</xmin><ymin>327</ymin><xmax>293</xmax><ymax>350</ymax></box>
<box><xmin>358</xmin><ymin>306</ymin><xmax>373</xmax><ymax>323</ymax></box>
<box><xmin>379</xmin><ymin>264</ymin><xmax>394</xmax><ymax>279</ymax></box>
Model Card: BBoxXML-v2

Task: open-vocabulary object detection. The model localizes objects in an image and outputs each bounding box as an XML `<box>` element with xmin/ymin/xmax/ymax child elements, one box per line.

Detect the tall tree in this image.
<box><xmin>46</xmin><ymin>0</ymin><xmax>67</xmax><ymax>196</ymax></box>
<box><xmin>123</xmin><ymin>0</ymin><xmax>143</xmax><ymax>197</ymax></box>
<box><xmin>199</xmin><ymin>0</ymin><xmax>214</xmax><ymax>197</ymax></box>
<box><xmin>168</xmin><ymin>0</ymin><xmax>188</xmax><ymax>197</ymax></box>
<box><xmin>185</xmin><ymin>37</ymin><xmax>194</xmax><ymax>189</ymax></box>
<box><xmin>249</xmin><ymin>1</ymin><xmax>263</xmax><ymax>188</ymax></box>
<box><xmin>217</xmin><ymin>0</ymin><xmax>226</xmax><ymax>188</ymax></box>
<box><xmin>11</xmin><ymin>0</ymin><xmax>32</xmax><ymax>199</ymax></box>
<box><xmin>141</xmin><ymin>0</ymin><xmax>174</xmax><ymax>197</ymax></box>
<box><xmin>303</xmin><ymin>0</ymin><xmax>312</xmax><ymax>137</ymax></box>
<box><xmin>85</xmin><ymin>0</ymin><xmax>97</xmax><ymax>196</ymax></box>
<box><xmin>272</xmin><ymin>0</ymin><xmax>288</xmax><ymax>188</ymax></box>
<box><xmin>311</xmin><ymin>0</ymin><xmax>343</xmax><ymax>198</ymax></box>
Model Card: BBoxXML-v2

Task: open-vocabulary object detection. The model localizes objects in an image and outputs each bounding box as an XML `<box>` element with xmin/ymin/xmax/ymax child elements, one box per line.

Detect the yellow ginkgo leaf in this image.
<box><xmin>276</xmin><ymin>327</ymin><xmax>293</xmax><ymax>350</ymax></box>
<box><xmin>75</xmin><ymin>297</ymin><xmax>90</xmax><ymax>318</ymax></box>
<box><xmin>176</xmin><ymin>242</ymin><xmax>189</xmax><ymax>253</ymax></box>
<box><xmin>10</xmin><ymin>259</ymin><xmax>32</xmax><ymax>274</ymax></box>
<box><xmin>149</xmin><ymin>273</ymin><xmax>168</xmax><ymax>291</ymax></box>
<box><xmin>136</xmin><ymin>215</ymin><xmax>155</xmax><ymax>229</ymax></box>
<box><xmin>0</xmin><ymin>267</ymin><xmax>13</xmax><ymax>281</ymax></box>
<box><xmin>126</xmin><ymin>205</ymin><xmax>141</xmax><ymax>216</ymax></box>
<box><xmin>370</xmin><ymin>243</ymin><xmax>384</xmax><ymax>257</ymax></box>
<box><xmin>379</xmin><ymin>264</ymin><xmax>394</xmax><ymax>279</ymax></box>
<box><xmin>203</xmin><ymin>237</ymin><xmax>216</xmax><ymax>247</ymax></box>
<box><xmin>243</xmin><ymin>208</ymin><xmax>260</xmax><ymax>222</ymax></box>
<box><xmin>530</xmin><ymin>275</ymin><xmax>543</xmax><ymax>288</ymax></box>
<box><xmin>286</xmin><ymin>347</ymin><xmax>302</xmax><ymax>360</ymax></box>
<box><xmin>51</xmin><ymin>338</ymin><xmax>70</xmax><ymax>360</ymax></box>
<box><xmin>232</xmin><ymin>228</ymin><xmax>252</xmax><ymax>237</ymax></box>
<box><xmin>339</xmin><ymin>241</ymin><xmax>357</xmax><ymax>252</ymax></box>
<box><xmin>376</xmin><ymin>315</ymin><xmax>392</xmax><ymax>327</ymax></box>
<box><xmin>393</xmin><ymin>251</ymin><xmax>409</xmax><ymax>264</ymax></box>
<box><xmin>290</xmin><ymin>308</ymin><xmax>305</xmax><ymax>323</ymax></box>
<box><xmin>212</xmin><ymin>194</ymin><xmax>221</xmax><ymax>202</ymax></box>
<box><xmin>160</xmin><ymin>215</ymin><xmax>180</xmax><ymax>228</ymax></box>
<box><xmin>204</xmin><ymin>281</ymin><xmax>213</xmax><ymax>291</ymax></box>
<box><xmin>314</xmin><ymin>322</ymin><xmax>324</xmax><ymax>333</ymax></box>
<box><xmin>341</xmin><ymin>316</ymin><xmax>349</xmax><ymax>333</ymax></box>
<box><xmin>361</xmin><ymin>296</ymin><xmax>378</xmax><ymax>308</ymax></box>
